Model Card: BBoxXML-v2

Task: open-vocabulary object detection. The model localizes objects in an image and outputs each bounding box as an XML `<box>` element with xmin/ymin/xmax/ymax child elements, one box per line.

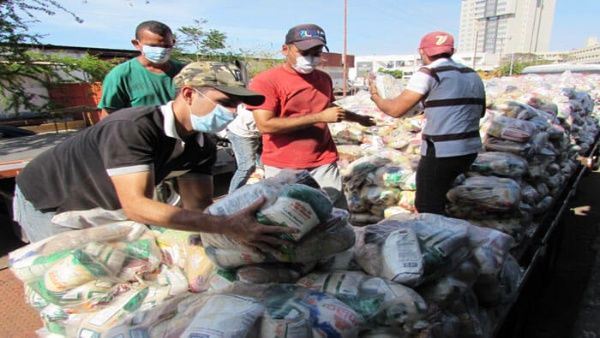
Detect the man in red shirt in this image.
<box><xmin>248</xmin><ymin>24</ymin><xmax>373</xmax><ymax>208</ymax></box>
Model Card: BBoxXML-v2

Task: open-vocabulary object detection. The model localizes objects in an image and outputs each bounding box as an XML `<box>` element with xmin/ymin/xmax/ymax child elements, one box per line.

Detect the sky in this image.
<box><xmin>23</xmin><ymin>0</ymin><xmax>600</xmax><ymax>56</ymax></box>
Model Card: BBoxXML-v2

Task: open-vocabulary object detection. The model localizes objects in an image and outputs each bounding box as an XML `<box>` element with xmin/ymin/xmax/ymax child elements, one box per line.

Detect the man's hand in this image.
<box><xmin>319</xmin><ymin>106</ymin><xmax>346</xmax><ymax>123</ymax></box>
<box><xmin>356</xmin><ymin>115</ymin><xmax>376</xmax><ymax>127</ymax></box>
<box><xmin>221</xmin><ymin>196</ymin><xmax>298</xmax><ymax>253</ymax></box>
<box><xmin>368</xmin><ymin>78</ymin><xmax>380</xmax><ymax>100</ymax></box>
<box><xmin>344</xmin><ymin>110</ymin><xmax>376</xmax><ymax>127</ymax></box>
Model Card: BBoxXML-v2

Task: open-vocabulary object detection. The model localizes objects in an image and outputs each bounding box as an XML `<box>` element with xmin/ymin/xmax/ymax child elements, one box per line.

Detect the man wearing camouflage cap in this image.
<box><xmin>13</xmin><ymin>61</ymin><xmax>297</xmax><ymax>250</ymax></box>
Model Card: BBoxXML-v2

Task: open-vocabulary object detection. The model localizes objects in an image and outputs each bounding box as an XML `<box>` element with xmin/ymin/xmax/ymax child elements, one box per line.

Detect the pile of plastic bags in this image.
<box><xmin>9</xmin><ymin>222</ymin><xmax>188</xmax><ymax>337</ymax></box>
<box><xmin>446</xmin><ymin>73</ymin><xmax>599</xmax><ymax>243</ymax></box>
<box><xmin>11</xmin><ymin>175</ymin><xmax>526</xmax><ymax>338</ymax></box>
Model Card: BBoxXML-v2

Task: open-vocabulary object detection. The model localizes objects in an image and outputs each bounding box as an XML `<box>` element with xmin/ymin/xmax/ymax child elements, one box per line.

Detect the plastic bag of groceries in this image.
<box><xmin>61</xmin><ymin>269</ymin><xmax>189</xmax><ymax>337</ymax></box>
<box><xmin>10</xmin><ymin>222</ymin><xmax>163</xmax><ymax>300</ymax></box>
<box><xmin>152</xmin><ymin>228</ymin><xmax>216</xmax><ymax>293</ymax></box>
<box><xmin>373</xmin><ymin>165</ymin><xmax>416</xmax><ymax>190</ymax></box>
<box><xmin>297</xmin><ymin>271</ymin><xmax>428</xmax><ymax>333</ymax></box>
<box><xmin>473</xmin><ymin>254</ymin><xmax>522</xmax><ymax>307</ymax></box>
<box><xmin>205</xmin><ymin>171</ymin><xmax>330</xmax><ymax>242</ymax></box>
<box><xmin>230</xmin><ymin>283</ymin><xmax>364</xmax><ymax>338</ymax></box>
<box><xmin>342</xmin><ymin>156</ymin><xmax>391</xmax><ymax>193</ymax></box>
<box><xmin>355</xmin><ymin>214</ymin><xmax>471</xmax><ymax>287</ymax></box>
<box><xmin>205</xmin><ymin>262</ymin><xmax>318</xmax><ymax>291</ymax></box>
<box><xmin>90</xmin><ymin>291</ymin><xmax>265</xmax><ymax>338</ymax></box>
<box><xmin>466</xmin><ymin>223</ymin><xmax>514</xmax><ymax>277</ymax></box>
<box><xmin>205</xmin><ymin>208</ymin><xmax>355</xmax><ymax>268</ymax></box>
<box><xmin>375</xmin><ymin>73</ymin><xmax>404</xmax><ymax>99</ymax></box>
<box><xmin>8</xmin><ymin>222</ymin><xmax>194</xmax><ymax>337</ymax></box>
<box><xmin>469</xmin><ymin>151</ymin><xmax>528</xmax><ymax>178</ymax></box>
<box><xmin>446</xmin><ymin>176</ymin><xmax>522</xmax><ymax>212</ymax></box>
<box><xmin>486</xmin><ymin>115</ymin><xmax>537</xmax><ymax>143</ymax></box>
<box><xmin>417</xmin><ymin>259</ymin><xmax>479</xmax><ymax>310</ymax></box>
<box><xmin>201</xmin><ymin>170</ymin><xmax>335</xmax><ymax>266</ymax></box>
<box><xmin>483</xmin><ymin>137</ymin><xmax>534</xmax><ymax>157</ymax></box>
<box><xmin>468</xmin><ymin>218</ymin><xmax>525</xmax><ymax>245</ymax></box>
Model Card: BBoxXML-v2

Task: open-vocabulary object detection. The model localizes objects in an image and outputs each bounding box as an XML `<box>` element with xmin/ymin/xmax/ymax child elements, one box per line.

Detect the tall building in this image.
<box><xmin>458</xmin><ymin>0</ymin><xmax>556</xmax><ymax>55</ymax></box>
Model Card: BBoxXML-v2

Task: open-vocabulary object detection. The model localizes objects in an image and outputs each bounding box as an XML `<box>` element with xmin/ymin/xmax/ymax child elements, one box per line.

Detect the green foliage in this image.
<box><xmin>174</xmin><ymin>19</ymin><xmax>283</xmax><ymax>78</ymax></box>
<box><xmin>175</xmin><ymin>19</ymin><xmax>228</xmax><ymax>61</ymax></box>
<box><xmin>495</xmin><ymin>55</ymin><xmax>553</xmax><ymax>76</ymax></box>
<box><xmin>0</xmin><ymin>0</ymin><xmax>83</xmax><ymax>114</ymax></box>
<box><xmin>29</xmin><ymin>52</ymin><xmax>122</xmax><ymax>83</ymax></box>
<box><xmin>377</xmin><ymin>67</ymin><xmax>404</xmax><ymax>79</ymax></box>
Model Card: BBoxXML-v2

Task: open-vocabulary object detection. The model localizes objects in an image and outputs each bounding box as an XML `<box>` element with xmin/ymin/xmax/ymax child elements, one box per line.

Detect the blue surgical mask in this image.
<box><xmin>190</xmin><ymin>91</ymin><xmax>236</xmax><ymax>133</ymax></box>
<box><xmin>142</xmin><ymin>45</ymin><xmax>172</xmax><ymax>64</ymax></box>
<box><xmin>293</xmin><ymin>55</ymin><xmax>321</xmax><ymax>74</ymax></box>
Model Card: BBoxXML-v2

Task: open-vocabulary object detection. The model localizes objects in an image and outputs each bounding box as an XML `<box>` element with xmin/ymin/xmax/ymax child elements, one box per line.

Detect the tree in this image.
<box><xmin>0</xmin><ymin>0</ymin><xmax>82</xmax><ymax>114</ymax></box>
<box><xmin>175</xmin><ymin>19</ymin><xmax>228</xmax><ymax>61</ymax></box>
<box><xmin>377</xmin><ymin>67</ymin><xmax>404</xmax><ymax>79</ymax></box>
<box><xmin>494</xmin><ymin>53</ymin><xmax>553</xmax><ymax>77</ymax></box>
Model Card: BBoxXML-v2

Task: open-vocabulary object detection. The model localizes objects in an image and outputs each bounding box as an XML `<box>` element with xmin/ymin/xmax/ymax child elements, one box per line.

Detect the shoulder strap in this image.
<box><xmin>418</xmin><ymin>66</ymin><xmax>440</xmax><ymax>83</ymax></box>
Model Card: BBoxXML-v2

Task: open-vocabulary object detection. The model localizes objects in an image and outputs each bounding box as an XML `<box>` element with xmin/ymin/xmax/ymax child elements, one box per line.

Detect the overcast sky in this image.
<box><xmin>25</xmin><ymin>0</ymin><xmax>600</xmax><ymax>56</ymax></box>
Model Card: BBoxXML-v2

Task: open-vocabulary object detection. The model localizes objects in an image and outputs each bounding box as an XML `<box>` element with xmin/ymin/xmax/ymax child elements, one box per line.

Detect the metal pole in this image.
<box><xmin>472</xmin><ymin>29</ymin><xmax>479</xmax><ymax>69</ymax></box>
<box><xmin>342</xmin><ymin>0</ymin><xmax>348</xmax><ymax>96</ymax></box>
<box><xmin>509</xmin><ymin>52</ymin><xmax>515</xmax><ymax>76</ymax></box>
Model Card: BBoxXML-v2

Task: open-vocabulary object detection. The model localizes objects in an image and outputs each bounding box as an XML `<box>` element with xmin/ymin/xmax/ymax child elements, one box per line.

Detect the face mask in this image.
<box><xmin>293</xmin><ymin>55</ymin><xmax>320</xmax><ymax>74</ymax></box>
<box><xmin>142</xmin><ymin>45</ymin><xmax>172</xmax><ymax>64</ymax></box>
<box><xmin>189</xmin><ymin>91</ymin><xmax>236</xmax><ymax>133</ymax></box>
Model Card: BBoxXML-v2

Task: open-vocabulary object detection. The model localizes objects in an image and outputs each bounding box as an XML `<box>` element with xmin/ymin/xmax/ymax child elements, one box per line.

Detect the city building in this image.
<box><xmin>569</xmin><ymin>37</ymin><xmax>600</xmax><ymax>64</ymax></box>
<box><xmin>458</xmin><ymin>0</ymin><xmax>556</xmax><ymax>55</ymax></box>
<box><xmin>348</xmin><ymin>52</ymin><xmax>498</xmax><ymax>84</ymax></box>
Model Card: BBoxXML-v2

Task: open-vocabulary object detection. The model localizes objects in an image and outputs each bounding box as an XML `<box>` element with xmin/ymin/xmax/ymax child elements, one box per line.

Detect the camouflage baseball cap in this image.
<box><xmin>174</xmin><ymin>61</ymin><xmax>265</xmax><ymax>106</ymax></box>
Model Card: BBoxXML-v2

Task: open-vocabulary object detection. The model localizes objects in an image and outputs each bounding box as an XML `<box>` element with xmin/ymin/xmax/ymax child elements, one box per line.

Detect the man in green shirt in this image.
<box><xmin>99</xmin><ymin>21</ymin><xmax>217</xmax><ymax>209</ymax></box>
<box><xmin>98</xmin><ymin>20</ymin><xmax>184</xmax><ymax>117</ymax></box>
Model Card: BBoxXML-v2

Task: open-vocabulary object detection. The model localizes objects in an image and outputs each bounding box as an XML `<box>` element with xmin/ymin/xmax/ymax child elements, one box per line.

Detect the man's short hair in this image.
<box><xmin>135</xmin><ymin>20</ymin><xmax>172</xmax><ymax>39</ymax></box>
<box><xmin>429</xmin><ymin>52</ymin><xmax>453</xmax><ymax>60</ymax></box>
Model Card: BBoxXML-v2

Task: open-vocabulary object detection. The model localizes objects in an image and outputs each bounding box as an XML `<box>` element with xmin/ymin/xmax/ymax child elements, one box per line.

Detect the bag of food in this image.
<box><xmin>297</xmin><ymin>271</ymin><xmax>427</xmax><ymax>332</ymax></box>
<box><xmin>484</xmin><ymin>137</ymin><xmax>533</xmax><ymax>157</ymax></box>
<box><xmin>470</xmin><ymin>152</ymin><xmax>528</xmax><ymax>178</ymax></box>
<box><xmin>486</xmin><ymin>115</ymin><xmax>537</xmax><ymax>143</ymax></box>
<box><xmin>259</xmin><ymin>284</ymin><xmax>364</xmax><ymax>338</ymax></box>
<box><xmin>355</xmin><ymin>214</ymin><xmax>471</xmax><ymax>287</ymax></box>
<box><xmin>203</xmin><ymin>170</ymin><xmax>325</xmax><ymax>249</ymax></box>
<box><xmin>446</xmin><ymin>176</ymin><xmax>522</xmax><ymax>212</ymax></box>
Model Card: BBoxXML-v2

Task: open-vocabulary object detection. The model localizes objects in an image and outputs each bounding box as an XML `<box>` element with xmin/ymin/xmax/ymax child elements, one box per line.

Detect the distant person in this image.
<box><xmin>98</xmin><ymin>20</ymin><xmax>184</xmax><ymax>117</ymax></box>
<box><xmin>369</xmin><ymin>31</ymin><xmax>486</xmax><ymax>215</ymax></box>
<box><xmin>226</xmin><ymin>105</ymin><xmax>263</xmax><ymax>193</ymax></box>
<box><xmin>13</xmin><ymin>61</ymin><xmax>297</xmax><ymax>249</ymax></box>
<box><xmin>247</xmin><ymin>23</ymin><xmax>374</xmax><ymax>208</ymax></box>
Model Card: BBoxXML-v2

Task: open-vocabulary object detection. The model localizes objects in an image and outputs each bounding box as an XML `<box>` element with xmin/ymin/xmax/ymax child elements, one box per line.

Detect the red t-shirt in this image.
<box><xmin>248</xmin><ymin>66</ymin><xmax>338</xmax><ymax>168</ymax></box>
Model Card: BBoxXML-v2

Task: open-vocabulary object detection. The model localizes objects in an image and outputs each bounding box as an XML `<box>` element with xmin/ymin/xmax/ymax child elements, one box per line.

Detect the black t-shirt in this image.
<box><xmin>17</xmin><ymin>105</ymin><xmax>216</xmax><ymax>213</ymax></box>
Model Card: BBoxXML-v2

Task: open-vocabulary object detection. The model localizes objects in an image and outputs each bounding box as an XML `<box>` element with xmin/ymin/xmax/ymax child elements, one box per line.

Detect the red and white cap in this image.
<box><xmin>419</xmin><ymin>31</ymin><xmax>455</xmax><ymax>57</ymax></box>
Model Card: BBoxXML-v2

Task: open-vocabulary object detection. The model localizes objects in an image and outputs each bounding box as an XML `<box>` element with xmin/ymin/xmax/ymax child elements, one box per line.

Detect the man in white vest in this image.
<box><xmin>369</xmin><ymin>31</ymin><xmax>485</xmax><ymax>215</ymax></box>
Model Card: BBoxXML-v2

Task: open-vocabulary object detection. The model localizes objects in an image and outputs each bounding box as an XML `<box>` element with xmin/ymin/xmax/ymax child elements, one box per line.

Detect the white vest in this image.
<box><xmin>420</xmin><ymin>61</ymin><xmax>485</xmax><ymax>157</ymax></box>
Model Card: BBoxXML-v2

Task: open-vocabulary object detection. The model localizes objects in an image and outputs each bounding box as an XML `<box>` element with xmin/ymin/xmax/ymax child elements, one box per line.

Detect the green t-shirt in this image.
<box><xmin>98</xmin><ymin>58</ymin><xmax>185</xmax><ymax>111</ymax></box>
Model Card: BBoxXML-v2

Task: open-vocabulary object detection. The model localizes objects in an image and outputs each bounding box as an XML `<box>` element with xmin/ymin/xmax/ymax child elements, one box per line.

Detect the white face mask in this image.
<box><xmin>189</xmin><ymin>90</ymin><xmax>237</xmax><ymax>133</ymax></box>
<box><xmin>293</xmin><ymin>55</ymin><xmax>321</xmax><ymax>74</ymax></box>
